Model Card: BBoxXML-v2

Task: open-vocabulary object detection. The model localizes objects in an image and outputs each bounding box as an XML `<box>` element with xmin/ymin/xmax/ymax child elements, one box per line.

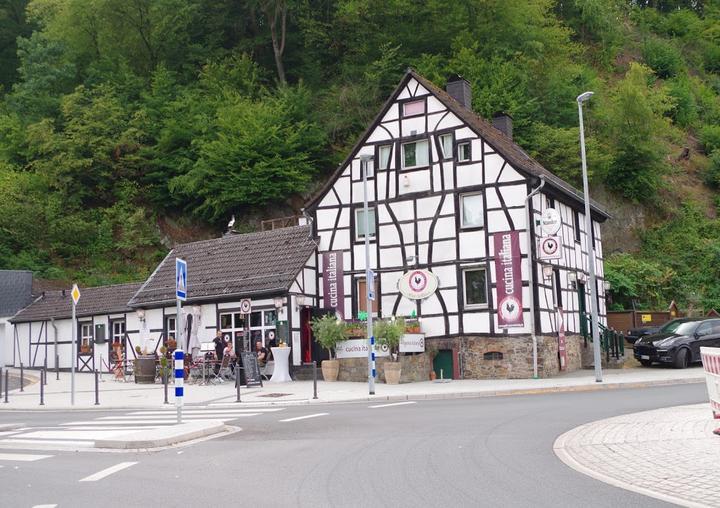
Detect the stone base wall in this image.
<box><xmin>428</xmin><ymin>334</ymin><xmax>585</xmax><ymax>379</ymax></box>
<box><xmin>338</xmin><ymin>353</ymin><xmax>432</xmax><ymax>383</ymax></box>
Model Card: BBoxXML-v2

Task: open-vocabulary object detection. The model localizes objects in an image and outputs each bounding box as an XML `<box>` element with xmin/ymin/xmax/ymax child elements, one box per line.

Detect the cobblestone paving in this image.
<box><xmin>555</xmin><ymin>404</ymin><xmax>720</xmax><ymax>508</ymax></box>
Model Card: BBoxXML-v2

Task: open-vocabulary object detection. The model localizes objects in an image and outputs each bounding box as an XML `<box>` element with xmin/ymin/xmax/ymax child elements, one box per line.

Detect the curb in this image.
<box><xmin>554</xmin><ymin>418</ymin><xmax>710</xmax><ymax>508</ymax></box>
<box><xmin>0</xmin><ymin>376</ymin><xmax>704</xmax><ymax>411</ymax></box>
<box><xmin>94</xmin><ymin>420</ymin><xmax>227</xmax><ymax>449</ymax></box>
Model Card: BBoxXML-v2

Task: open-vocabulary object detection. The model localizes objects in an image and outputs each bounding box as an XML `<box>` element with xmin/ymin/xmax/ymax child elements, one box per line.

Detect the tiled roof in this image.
<box><xmin>306</xmin><ymin>70</ymin><xmax>610</xmax><ymax>220</ymax></box>
<box><xmin>10</xmin><ymin>282</ymin><xmax>142</xmax><ymax>323</ymax></box>
<box><xmin>128</xmin><ymin>225</ymin><xmax>317</xmax><ymax>307</ymax></box>
<box><xmin>0</xmin><ymin>270</ymin><xmax>33</xmax><ymax>317</ymax></box>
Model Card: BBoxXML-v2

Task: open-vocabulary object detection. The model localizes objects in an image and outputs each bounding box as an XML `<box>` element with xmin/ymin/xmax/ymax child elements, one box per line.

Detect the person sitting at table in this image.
<box><xmin>256</xmin><ymin>340</ymin><xmax>268</xmax><ymax>366</ymax></box>
<box><xmin>223</xmin><ymin>341</ymin><xmax>236</xmax><ymax>374</ymax></box>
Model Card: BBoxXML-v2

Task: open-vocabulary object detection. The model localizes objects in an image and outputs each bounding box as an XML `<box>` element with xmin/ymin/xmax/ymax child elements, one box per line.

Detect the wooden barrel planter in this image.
<box><xmin>134</xmin><ymin>356</ymin><xmax>156</xmax><ymax>384</ymax></box>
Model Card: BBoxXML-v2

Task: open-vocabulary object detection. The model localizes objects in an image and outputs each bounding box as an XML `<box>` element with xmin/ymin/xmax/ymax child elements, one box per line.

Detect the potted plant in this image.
<box><xmin>134</xmin><ymin>344</ymin><xmax>156</xmax><ymax>384</ymax></box>
<box><xmin>311</xmin><ymin>315</ymin><xmax>345</xmax><ymax>382</ymax></box>
<box><xmin>345</xmin><ymin>320</ymin><xmax>366</xmax><ymax>338</ymax></box>
<box><xmin>405</xmin><ymin>319</ymin><xmax>421</xmax><ymax>334</ymax></box>
<box><xmin>80</xmin><ymin>339</ymin><xmax>91</xmax><ymax>354</ymax></box>
<box><xmin>166</xmin><ymin>336</ymin><xmax>177</xmax><ymax>351</ymax></box>
<box><xmin>376</xmin><ymin>317</ymin><xmax>405</xmax><ymax>384</ymax></box>
<box><xmin>425</xmin><ymin>342</ymin><xmax>439</xmax><ymax>380</ymax></box>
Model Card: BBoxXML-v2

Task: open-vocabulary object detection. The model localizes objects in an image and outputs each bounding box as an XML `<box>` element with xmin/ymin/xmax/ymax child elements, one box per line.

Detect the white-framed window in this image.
<box><xmin>220</xmin><ymin>311</ymin><xmax>248</xmax><ymax>351</ymax></box>
<box><xmin>463</xmin><ymin>268</ymin><xmax>488</xmax><ymax>307</ymax></box>
<box><xmin>378</xmin><ymin>144</ymin><xmax>392</xmax><ymax>170</ymax></box>
<box><xmin>458</xmin><ymin>141</ymin><xmax>471</xmax><ymax>162</ymax></box>
<box><xmin>402</xmin><ymin>99</ymin><xmax>425</xmax><ymax>117</ymax></box>
<box><xmin>439</xmin><ymin>134</ymin><xmax>453</xmax><ymax>159</ymax></box>
<box><xmin>460</xmin><ymin>193</ymin><xmax>484</xmax><ymax>228</ymax></box>
<box><xmin>80</xmin><ymin>322</ymin><xmax>93</xmax><ymax>351</ymax></box>
<box><xmin>250</xmin><ymin>309</ymin><xmax>278</xmax><ymax>346</ymax></box>
<box><xmin>355</xmin><ymin>207</ymin><xmax>376</xmax><ymax>240</ymax></box>
<box><xmin>402</xmin><ymin>139</ymin><xmax>429</xmax><ymax>168</ymax></box>
<box><xmin>360</xmin><ymin>157</ymin><xmax>374</xmax><ymax>178</ymax></box>
<box><xmin>165</xmin><ymin>315</ymin><xmax>176</xmax><ymax>341</ymax></box>
<box><xmin>111</xmin><ymin>320</ymin><xmax>125</xmax><ymax>345</ymax></box>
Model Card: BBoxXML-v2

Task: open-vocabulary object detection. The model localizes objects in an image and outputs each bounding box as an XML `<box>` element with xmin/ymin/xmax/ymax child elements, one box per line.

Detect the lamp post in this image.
<box><xmin>360</xmin><ymin>154</ymin><xmax>375</xmax><ymax>396</ymax></box>
<box><xmin>577</xmin><ymin>91</ymin><xmax>602</xmax><ymax>383</ymax></box>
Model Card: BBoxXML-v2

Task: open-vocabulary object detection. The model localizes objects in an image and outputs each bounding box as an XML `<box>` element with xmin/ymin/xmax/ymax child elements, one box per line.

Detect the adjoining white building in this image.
<box><xmin>0</xmin><ymin>270</ymin><xmax>34</xmax><ymax>367</ymax></box>
<box><xmin>7</xmin><ymin>70</ymin><xmax>612</xmax><ymax>380</ymax></box>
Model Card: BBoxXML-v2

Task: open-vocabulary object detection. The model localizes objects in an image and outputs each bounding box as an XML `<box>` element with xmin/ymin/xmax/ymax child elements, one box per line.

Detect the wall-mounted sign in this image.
<box><xmin>398</xmin><ymin>269</ymin><xmax>439</xmax><ymax>300</ymax></box>
<box><xmin>641</xmin><ymin>313</ymin><xmax>652</xmax><ymax>323</ymax></box>
<box><xmin>540</xmin><ymin>208</ymin><xmax>561</xmax><ymax>236</ymax></box>
<box><xmin>494</xmin><ymin>231</ymin><xmax>524</xmax><ymax>329</ymax></box>
<box><xmin>538</xmin><ymin>236</ymin><xmax>562</xmax><ymax>260</ymax></box>
<box><xmin>399</xmin><ymin>334</ymin><xmax>425</xmax><ymax>353</ymax></box>
<box><xmin>322</xmin><ymin>251</ymin><xmax>345</xmax><ymax>316</ymax></box>
<box><xmin>239</xmin><ymin>298</ymin><xmax>252</xmax><ymax>314</ymax></box>
<box><xmin>336</xmin><ymin>339</ymin><xmax>390</xmax><ymax>359</ymax></box>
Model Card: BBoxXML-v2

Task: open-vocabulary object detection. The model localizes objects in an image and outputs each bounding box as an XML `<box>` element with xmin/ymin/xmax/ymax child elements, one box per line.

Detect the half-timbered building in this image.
<box><xmin>303</xmin><ymin>70</ymin><xmax>610</xmax><ymax>378</ymax></box>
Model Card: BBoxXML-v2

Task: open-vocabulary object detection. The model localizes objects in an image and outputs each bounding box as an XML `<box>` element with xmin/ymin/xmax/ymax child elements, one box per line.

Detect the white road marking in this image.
<box><xmin>279</xmin><ymin>413</ymin><xmax>329</xmax><ymax>423</ymax></box>
<box><xmin>0</xmin><ymin>452</ymin><xmax>53</xmax><ymax>462</ymax></box>
<box><xmin>32</xmin><ymin>504</ymin><xmax>57</xmax><ymax>508</ymax></box>
<box><xmin>369</xmin><ymin>401</ymin><xmax>417</xmax><ymax>409</ymax></box>
<box><xmin>18</xmin><ymin>430</ymin><xmax>136</xmax><ymax>440</ymax></box>
<box><xmin>96</xmin><ymin>414</ymin><xmax>259</xmax><ymax>421</ymax></box>
<box><xmin>79</xmin><ymin>461</ymin><xmax>138</xmax><ymax>482</ymax></box>
<box><xmin>2</xmin><ymin>439</ymin><xmax>93</xmax><ymax>448</ymax></box>
<box><xmin>57</xmin><ymin>426</ymin><xmax>165</xmax><ymax>431</ymax></box>
<box><xmin>128</xmin><ymin>408</ymin><xmax>283</xmax><ymax>415</ymax></box>
<box><xmin>62</xmin><ymin>418</ymin><xmax>238</xmax><ymax>425</ymax></box>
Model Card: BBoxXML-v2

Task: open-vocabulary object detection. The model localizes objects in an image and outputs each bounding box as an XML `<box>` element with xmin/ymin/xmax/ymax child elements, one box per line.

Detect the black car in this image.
<box><xmin>634</xmin><ymin>317</ymin><xmax>720</xmax><ymax>368</ymax></box>
<box><xmin>625</xmin><ymin>325</ymin><xmax>661</xmax><ymax>344</ymax></box>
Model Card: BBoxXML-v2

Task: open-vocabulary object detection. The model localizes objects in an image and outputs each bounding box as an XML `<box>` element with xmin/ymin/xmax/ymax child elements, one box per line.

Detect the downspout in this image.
<box><xmin>525</xmin><ymin>177</ymin><xmax>545</xmax><ymax>379</ymax></box>
<box><xmin>51</xmin><ymin>317</ymin><xmax>58</xmax><ymax>370</ymax></box>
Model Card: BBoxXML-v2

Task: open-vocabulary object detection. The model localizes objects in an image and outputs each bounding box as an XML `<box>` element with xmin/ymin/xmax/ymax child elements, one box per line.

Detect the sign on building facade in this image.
<box><xmin>322</xmin><ymin>251</ymin><xmax>345</xmax><ymax>316</ymax></box>
<box><xmin>494</xmin><ymin>231</ymin><xmax>524</xmax><ymax>328</ymax></box>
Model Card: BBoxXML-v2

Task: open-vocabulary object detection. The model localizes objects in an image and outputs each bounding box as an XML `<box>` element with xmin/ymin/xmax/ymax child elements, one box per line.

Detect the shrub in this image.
<box><xmin>374</xmin><ymin>318</ymin><xmax>405</xmax><ymax>361</ymax></box>
<box><xmin>310</xmin><ymin>315</ymin><xmax>345</xmax><ymax>359</ymax></box>
<box><xmin>703</xmin><ymin>150</ymin><xmax>720</xmax><ymax>188</ymax></box>
<box><xmin>700</xmin><ymin>124</ymin><xmax>720</xmax><ymax>153</ymax></box>
<box><xmin>642</xmin><ymin>37</ymin><xmax>684</xmax><ymax>79</ymax></box>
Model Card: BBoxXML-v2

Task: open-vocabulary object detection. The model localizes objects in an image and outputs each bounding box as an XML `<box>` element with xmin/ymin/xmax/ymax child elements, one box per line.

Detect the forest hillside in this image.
<box><xmin>1</xmin><ymin>0</ymin><xmax>719</xmax><ymax>312</ymax></box>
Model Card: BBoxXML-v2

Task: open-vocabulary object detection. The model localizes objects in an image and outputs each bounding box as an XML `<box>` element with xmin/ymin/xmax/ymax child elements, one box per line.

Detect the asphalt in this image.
<box><xmin>0</xmin><ymin>382</ymin><xmax>708</xmax><ymax>507</ymax></box>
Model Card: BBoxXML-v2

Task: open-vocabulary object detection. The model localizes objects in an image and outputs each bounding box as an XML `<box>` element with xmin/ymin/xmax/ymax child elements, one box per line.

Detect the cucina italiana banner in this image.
<box><xmin>493</xmin><ymin>231</ymin><xmax>523</xmax><ymax>328</ymax></box>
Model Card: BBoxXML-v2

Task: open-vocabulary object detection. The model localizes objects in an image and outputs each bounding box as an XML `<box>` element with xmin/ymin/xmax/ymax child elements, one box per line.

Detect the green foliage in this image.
<box><xmin>605</xmin><ymin>253</ymin><xmax>675</xmax><ymax>309</ymax></box>
<box><xmin>642</xmin><ymin>37</ymin><xmax>684</xmax><ymax>79</ymax></box>
<box><xmin>310</xmin><ymin>315</ymin><xmax>345</xmax><ymax>359</ymax></box>
<box><xmin>703</xmin><ymin>150</ymin><xmax>720</xmax><ymax>187</ymax></box>
<box><xmin>374</xmin><ymin>317</ymin><xmax>405</xmax><ymax>360</ymax></box>
<box><xmin>665</xmin><ymin>77</ymin><xmax>698</xmax><ymax>127</ymax></box>
<box><xmin>700</xmin><ymin>124</ymin><xmax>720</xmax><ymax>154</ymax></box>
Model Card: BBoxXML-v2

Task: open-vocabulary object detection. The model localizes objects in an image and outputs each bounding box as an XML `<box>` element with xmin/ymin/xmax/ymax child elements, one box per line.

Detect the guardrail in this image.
<box><xmin>580</xmin><ymin>314</ymin><xmax>625</xmax><ymax>361</ymax></box>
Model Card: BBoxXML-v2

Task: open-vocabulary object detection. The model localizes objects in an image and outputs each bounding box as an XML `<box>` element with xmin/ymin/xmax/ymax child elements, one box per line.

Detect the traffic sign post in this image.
<box><xmin>175</xmin><ymin>258</ymin><xmax>186</xmax><ymax>423</ymax></box>
<box><xmin>70</xmin><ymin>284</ymin><xmax>80</xmax><ymax>406</ymax></box>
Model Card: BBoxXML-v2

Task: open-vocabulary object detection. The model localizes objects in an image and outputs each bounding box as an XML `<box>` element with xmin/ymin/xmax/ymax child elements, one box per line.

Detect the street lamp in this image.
<box><xmin>577</xmin><ymin>91</ymin><xmax>602</xmax><ymax>383</ymax></box>
<box><xmin>360</xmin><ymin>154</ymin><xmax>376</xmax><ymax>396</ymax></box>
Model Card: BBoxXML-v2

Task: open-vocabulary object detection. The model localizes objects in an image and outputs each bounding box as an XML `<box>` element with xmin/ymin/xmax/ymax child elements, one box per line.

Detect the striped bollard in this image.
<box><xmin>371</xmin><ymin>335</ymin><xmax>376</xmax><ymax>380</ymax></box>
<box><xmin>175</xmin><ymin>350</ymin><xmax>184</xmax><ymax>424</ymax></box>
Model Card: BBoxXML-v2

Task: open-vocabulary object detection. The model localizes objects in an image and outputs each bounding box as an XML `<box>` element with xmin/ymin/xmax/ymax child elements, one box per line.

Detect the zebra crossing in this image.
<box><xmin>0</xmin><ymin>405</ymin><xmax>286</xmax><ymax>451</ymax></box>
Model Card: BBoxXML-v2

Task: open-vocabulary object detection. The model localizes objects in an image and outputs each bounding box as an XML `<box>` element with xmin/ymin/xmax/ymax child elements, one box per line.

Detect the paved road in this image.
<box><xmin>0</xmin><ymin>383</ymin><xmax>708</xmax><ymax>507</ymax></box>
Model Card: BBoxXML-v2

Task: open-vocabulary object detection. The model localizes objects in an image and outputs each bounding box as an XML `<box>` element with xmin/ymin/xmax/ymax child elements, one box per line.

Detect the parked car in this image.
<box><xmin>625</xmin><ymin>325</ymin><xmax>661</xmax><ymax>344</ymax></box>
<box><xmin>634</xmin><ymin>317</ymin><xmax>720</xmax><ymax>368</ymax></box>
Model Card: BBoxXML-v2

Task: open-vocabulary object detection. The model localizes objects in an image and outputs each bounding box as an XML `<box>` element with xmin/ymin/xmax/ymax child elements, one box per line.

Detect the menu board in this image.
<box><xmin>240</xmin><ymin>352</ymin><xmax>263</xmax><ymax>387</ymax></box>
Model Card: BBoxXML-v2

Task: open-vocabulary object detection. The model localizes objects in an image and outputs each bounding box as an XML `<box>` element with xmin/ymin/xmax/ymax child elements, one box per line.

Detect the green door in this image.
<box><xmin>433</xmin><ymin>350</ymin><xmax>453</xmax><ymax>380</ymax></box>
<box><xmin>577</xmin><ymin>282</ymin><xmax>587</xmax><ymax>337</ymax></box>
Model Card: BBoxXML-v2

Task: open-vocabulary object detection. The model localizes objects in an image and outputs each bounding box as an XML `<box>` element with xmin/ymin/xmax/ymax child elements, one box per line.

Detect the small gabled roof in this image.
<box><xmin>306</xmin><ymin>69</ymin><xmax>610</xmax><ymax>220</ymax></box>
<box><xmin>0</xmin><ymin>270</ymin><xmax>33</xmax><ymax>318</ymax></box>
<box><xmin>128</xmin><ymin>225</ymin><xmax>317</xmax><ymax>308</ymax></box>
<box><xmin>10</xmin><ymin>282</ymin><xmax>142</xmax><ymax>323</ymax></box>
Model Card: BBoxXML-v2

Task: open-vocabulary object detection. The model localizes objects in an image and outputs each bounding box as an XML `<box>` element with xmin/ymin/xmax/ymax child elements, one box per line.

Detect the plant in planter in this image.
<box><xmin>425</xmin><ymin>343</ymin><xmax>439</xmax><ymax>380</ymax></box>
<box><xmin>166</xmin><ymin>336</ymin><xmax>177</xmax><ymax>350</ymax></box>
<box><xmin>344</xmin><ymin>320</ymin><xmax>366</xmax><ymax>338</ymax></box>
<box><xmin>311</xmin><ymin>315</ymin><xmax>345</xmax><ymax>382</ymax></box>
<box><xmin>405</xmin><ymin>319</ymin><xmax>421</xmax><ymax>334</ymax></box>
<box><xmin>376</xmin><ymin>317</ymin><xmax>405</xmax><ymax>384</ymax></box>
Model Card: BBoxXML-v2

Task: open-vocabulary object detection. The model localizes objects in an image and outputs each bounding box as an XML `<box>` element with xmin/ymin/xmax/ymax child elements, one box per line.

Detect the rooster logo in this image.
<box><xmin>499</xmin><ymin>296</ymin><xmax>522</xmax><ymax>323</ymax></box>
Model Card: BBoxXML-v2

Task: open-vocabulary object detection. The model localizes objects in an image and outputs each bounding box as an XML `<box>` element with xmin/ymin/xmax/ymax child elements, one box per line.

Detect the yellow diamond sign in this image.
<box><xmin>71</xmin><ymin>284</ymin><xmax>81</xmax><ymax>305</ymax></box>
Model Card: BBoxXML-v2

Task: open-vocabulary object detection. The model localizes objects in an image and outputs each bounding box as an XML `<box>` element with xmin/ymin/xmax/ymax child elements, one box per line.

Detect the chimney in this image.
<box><xmin>446</xmin><ymin>74</ymin><xmax>472</xmax><ymax>110</ymax></box>
<box><xmin>492</xmin><ymin>112</ymin><xmax>513</xmax><ymax>140</ymax></box>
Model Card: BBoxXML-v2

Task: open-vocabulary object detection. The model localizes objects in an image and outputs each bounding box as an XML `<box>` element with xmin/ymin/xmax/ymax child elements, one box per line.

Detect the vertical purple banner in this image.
<box><xmin>322</xmin><ymin>251</ymin><xmax>345</xmax><ymax>317</ymax></box>
<box><xmin>494</xmin><ymin>231</ymin><xmax>524</xmax><ymax>328</ymax></box>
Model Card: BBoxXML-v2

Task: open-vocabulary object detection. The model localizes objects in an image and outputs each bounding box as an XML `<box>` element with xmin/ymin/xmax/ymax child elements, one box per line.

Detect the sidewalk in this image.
<box><xmin>555</xmin><ymin>403</ymin><xmax>719</xmax><ymax>508</ymax></box>
<box><xmin>0</xmin><ymin>365</ymin><xmax>705</xmax><ymax>411</ymax></box>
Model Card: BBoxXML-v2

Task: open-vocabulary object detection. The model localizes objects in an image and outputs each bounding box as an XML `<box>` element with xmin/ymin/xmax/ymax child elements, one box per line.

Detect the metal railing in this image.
<box><xmin>580</xmin><ymin>313</ymin><xmax>625</xmax><ymax>361</ymax></box>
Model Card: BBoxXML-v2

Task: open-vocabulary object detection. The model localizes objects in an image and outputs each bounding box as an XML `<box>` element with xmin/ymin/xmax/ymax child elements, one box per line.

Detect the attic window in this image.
<box><xmin>484</xmin><ymin>351</ymin><xmax>503</xmax><ymax>361</ymax></box>
<box><xmin>403</xmin><ymin>100</ymin><xmax>425</xmax><ymax>117</ymax></box>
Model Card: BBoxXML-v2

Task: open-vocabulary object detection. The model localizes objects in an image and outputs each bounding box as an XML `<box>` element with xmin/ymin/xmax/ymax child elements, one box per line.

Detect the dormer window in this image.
<box><xmin>402</xmin><ymin>100</ymin><xmax>425</xmax><ymax>117</ymax></box>
<box><xmin>402</xmin><ymin>140</ymin><xmax>429</xmax><ymax>169</ymax></box>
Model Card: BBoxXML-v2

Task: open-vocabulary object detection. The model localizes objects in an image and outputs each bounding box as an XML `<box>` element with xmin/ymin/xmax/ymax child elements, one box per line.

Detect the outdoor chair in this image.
<box><xmin>208</xmin><ymin>357</ymin><xmax>226</xmax><ymax>385</ymax></box>
<box><xmin>219</xmin><ymin>354</ymin><xmax>235</xmax><ymax>381</ymax></box>
<box><xmin>260</xmin><ymin>361</ymin><xmax>274</xmax><ymax>380</ymax></box>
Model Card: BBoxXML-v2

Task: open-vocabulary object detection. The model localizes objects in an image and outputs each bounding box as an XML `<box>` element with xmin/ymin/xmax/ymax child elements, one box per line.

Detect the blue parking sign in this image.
<box><xmin>176</xmin><ymin>258</ymin><xmax>187</xmax><ymax>301</ymax></box>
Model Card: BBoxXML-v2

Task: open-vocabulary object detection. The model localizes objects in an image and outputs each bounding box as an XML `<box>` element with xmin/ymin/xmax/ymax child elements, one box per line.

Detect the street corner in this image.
<box><xmin>554</xmin><ymin>403</ymin><xmax>720</xmax><ymax>508</ymax></box>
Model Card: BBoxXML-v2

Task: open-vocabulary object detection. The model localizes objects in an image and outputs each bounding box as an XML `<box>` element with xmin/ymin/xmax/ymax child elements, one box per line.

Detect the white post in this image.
<box><xmin>524</xmin><ymin>178</ymin><xmax>545</xmax><ymax>379</ymax></box>
<box><xmin>71</xmin><ymin>300</ymin><xmax>76</xmax><ymax>406</ymax></box>
<box><xmin>361</xmin><ymin>155</ymin><xmax>375</xmax><ymax>396</ymax></box>
<box><xmin>577</xmin><ymin>91</ymin><xmax>602</xmax><ymax>383</ymax></box>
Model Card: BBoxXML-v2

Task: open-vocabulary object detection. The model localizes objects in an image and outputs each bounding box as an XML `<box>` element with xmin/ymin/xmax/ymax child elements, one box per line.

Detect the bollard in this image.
<box><xmin>56</xmin><ymin>354</ymin><xmax>60</xmax><ymax>381</ymax></box>
<box><xmin>39</xmin><ymin>370</ymin><xmax>45</xmax><ymax>406</ymax></box>
<box><xmin>236</xmin><ymin>361</ymin><xmax>241</xmax><ymax>403</ymax></box>
<box><xmin>313</xmin><ymin>360</ymin><xmax>318</xmax><ymax>400</ymax></box>
<box><xmin>163</xmin><ymin>370</ymin><xmax>169</xmax><ymax>405</ymax></box>
<box><xmin>4</xmin><ymin>369</ymin><xmax>8</xmax><ymax>403</ymax></box>
<box><xmin>94</xmin><ymin>370</ymin><xmax>100</xmax><ymax>405</ymax></box>
<box><xmin>174</xmin><ymin>350</ymin><xmax>184</xmax><ymax>424</ymax></box>
<box><xmin>20</xmin><ymin>363</ymin><xmax>23</xmax><ymax>392</ymax></box>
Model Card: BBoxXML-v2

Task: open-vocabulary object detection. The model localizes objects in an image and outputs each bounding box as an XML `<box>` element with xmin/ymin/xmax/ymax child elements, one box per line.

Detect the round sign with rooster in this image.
<box><xmin>398</xmin><ymin>269</ymin><xmax>439</xmax><ymax>300</ymax></box>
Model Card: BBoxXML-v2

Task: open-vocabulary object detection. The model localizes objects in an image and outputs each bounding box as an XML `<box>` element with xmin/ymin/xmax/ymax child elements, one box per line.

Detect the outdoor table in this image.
<box><xmin>269</xmin><ymin>347</ymin><xmax>292</xmax><ymax>382</ymax></box>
